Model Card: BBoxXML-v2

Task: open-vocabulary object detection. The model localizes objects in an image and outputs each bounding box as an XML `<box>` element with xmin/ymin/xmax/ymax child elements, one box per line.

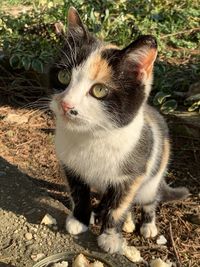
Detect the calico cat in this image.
<box><xmin>49</xmin><ymin>7</ymin><xmax>189</xmax><ymax>254</ymax></box>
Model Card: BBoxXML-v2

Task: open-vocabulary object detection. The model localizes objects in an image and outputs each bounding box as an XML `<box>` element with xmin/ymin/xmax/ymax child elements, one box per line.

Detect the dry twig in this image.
<box><xmin>160</xmin><ymin>27</ymin><xmax>200</xmax><ymax>39</ymax></box>
<box><xmin>169</xmin><ymin>223</ymin><xmax>182</xmax><ymax>267</ymax></box>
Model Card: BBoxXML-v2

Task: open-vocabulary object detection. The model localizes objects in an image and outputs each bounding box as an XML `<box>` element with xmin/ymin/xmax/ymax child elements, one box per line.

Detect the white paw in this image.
<box><xmin>140</xmin><ymin>222</ymin><xmax>158</xmax><ymax>238</ymax></box>
<box><xmin>122</xmin><ymin>212</ymin><xmax>135</xmax><ymax>233</ymax></box>
<box><xmin>66</xmin><ymin>215</ymin><xmax>88</xmax><ymax>235</ymax></box>
<box><xmin>89</xmin><ymin>212</ymin><xmax>95</xmax><ymax>225</ymax></box>
<box><xmin>97</xmin><ymin>229</ymin><xmax>124</xmax><ymax>254</ymax></box>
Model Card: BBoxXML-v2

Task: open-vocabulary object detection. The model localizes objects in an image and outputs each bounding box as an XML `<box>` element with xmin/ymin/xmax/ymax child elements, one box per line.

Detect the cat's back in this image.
<box><xmin>144</xmin><ymin>104</ymin><xmax>169</xmax><ymax>139</ymax></box>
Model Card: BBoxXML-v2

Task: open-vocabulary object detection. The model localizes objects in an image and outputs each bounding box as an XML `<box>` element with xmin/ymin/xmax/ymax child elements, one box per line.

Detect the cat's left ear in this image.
<box><xmin>121</xmin><ymin>35</ymin><xmax>157</xmax><ymax>80</ymax></box>
<box><xmin>67</xmin><ymin>7</ymin><xmax>89</xmax><ymax>39</ymax></box>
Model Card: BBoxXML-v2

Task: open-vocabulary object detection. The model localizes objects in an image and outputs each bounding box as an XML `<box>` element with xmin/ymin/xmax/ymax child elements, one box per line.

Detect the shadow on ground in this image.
<box><xmin>0</xmin><ymin>263</ymin><xmax>15</xmax><ymax>267</ymax></box>
<box><xmin>0</xmin><ymin>156</ymin><xmax>67</xmax><ymax>229</ymax></box>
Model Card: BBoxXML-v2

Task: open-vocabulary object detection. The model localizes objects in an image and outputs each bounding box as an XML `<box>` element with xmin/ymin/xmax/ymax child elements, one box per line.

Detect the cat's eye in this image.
<box><xmin>90</xmin><ymin>84</ymin><xmax>109</xmax><ymax>99</ymax></box>
<box><xmin>58</xmin><ymin>70</ymin><xmax>71</xmax><ymax>85</ymax></box>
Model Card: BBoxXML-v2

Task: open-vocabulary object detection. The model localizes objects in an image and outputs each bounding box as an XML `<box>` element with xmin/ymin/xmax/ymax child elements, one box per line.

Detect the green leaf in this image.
<box><xmin>161</xmin><ymin>99</ymin><xmax>177</xmax><ymax>114</ymax></box>
<box><xmin>22</xmin><ymin>56</ymin><xmax>31</xmax><ymax>71</ymax></box>
<box><xmin>188</xmin><ymin>101</ymin><xmax>200</xmax><ymax>112</ymax></box>
<box><xmin>32</xmin><ymin>59</ymin><xmax>44</xmax><ymax>73</ymax></box>
<box><xmin>9</xmin><ymin>54</ymin><xmax>20</xmax><ymax>69</ymax></box>
<box><xmin>185</xmin><ymin>93</ymin><xmax>200</xmax><ymax>103</ymax></box>
<box><xmin>153</xmin><ymin>91</ymin><xmax>171</xmax><ymax>106</ymax></box>
<box><xmin>104</xmin><ymin>9</ymin><xmax>109</xmax><ymax>21</ymax></box>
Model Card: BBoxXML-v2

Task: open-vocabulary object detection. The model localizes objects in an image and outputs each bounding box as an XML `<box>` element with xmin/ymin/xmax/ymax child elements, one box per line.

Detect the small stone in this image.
<box><xmin>5</xmin><ymin>113</ymin><xmax>29</xmax><ymax>124</ymax></box>
<box><xmin>122</xmin><ymin>243</ymin><xmax>141</xmax><ymax>262</ymax></box>
<box><xmin>25</xmin><ymin>233</ymin><xmax>33</xmax><ymax>240</ymax></box>
<box><xmin>53</xmin><ymin>261</ymin><xmax>69</xmax><ymax>267</ymax></box>
<box><xmin>90</xmin><ymin>261</ymin><xmax>104</xmax><ymax>267</ymax></box>
<box><xmin>31</xmin><ymin>253</ymin><xmax>45</xmax><ymax>262</ymax></box>
<box><xmin>156</xmin><ymin>235</ymin><xmax>167</xmax><ymax>245</ymax></box>
<box><xmin>41</xmin><ymin>213</ymin><xmax>57</xmax><ymax>226</ymax></box>
<box><xmin>47</xmin><ymin>240</ymin><xmax>52</xmax><ymax>246</ymax></box>
<box><xmin>26</xmin><ymin>240</ymin><xmax>34</xmax><ymax>246</ymax></box>
<box><xmin>150</xmin><ymin>258</ymin><xmax>172</xmax><ymax>267</ymax></box>
<box><xmin>72</xmin><ymin>254</ymin><xmax>89</xmax><ymax>267</ymax></box>
<box><xmin>53</xmin><ymin>225</ymin><xmax>58</xmax><ymax>231</ymax></box>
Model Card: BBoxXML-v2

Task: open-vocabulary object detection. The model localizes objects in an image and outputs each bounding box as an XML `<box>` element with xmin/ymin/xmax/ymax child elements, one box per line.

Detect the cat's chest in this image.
<box><xmin>55</xmin><ymin>128</ymin><xmax>131</xmax><ymax>188</ymax></box>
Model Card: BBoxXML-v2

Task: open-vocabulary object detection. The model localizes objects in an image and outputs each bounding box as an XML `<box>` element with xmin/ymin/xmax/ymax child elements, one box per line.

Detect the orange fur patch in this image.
<box><xmin>112</xmin><ymin>175</ymin><xmax>145</xmax><ymax>222</ymax></box>
<box><xmin>89</xmin><ymin>54</ymin><xmax>112</xmax><ymax>82</ymax></box>
<box><xmin>158</xmin><ymin>138</ymin><xmax>170</xmax><ymax>174</ymax></box>
<box><xmin>142</xmin><ymin>48</ymin><xmax>157</xmax><ymax>77</ymax></box>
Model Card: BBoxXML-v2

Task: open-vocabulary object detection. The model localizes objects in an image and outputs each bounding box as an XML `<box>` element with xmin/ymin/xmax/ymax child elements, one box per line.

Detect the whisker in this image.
<box><xmin>65</xmin><ymin>38</ymin><xmax>76</xmax><ymax>68</ymax></box>
<box><xmin>67</xmin><ymin>30</ymin><xmax>77</xmax><ymax>62</ymax></box>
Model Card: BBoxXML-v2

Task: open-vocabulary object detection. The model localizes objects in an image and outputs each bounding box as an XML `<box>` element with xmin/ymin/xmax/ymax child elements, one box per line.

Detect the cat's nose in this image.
<box><xmin>61</xmin><ymin>101</ymin><xmax>74</xmax><ymax>112</ymax></box>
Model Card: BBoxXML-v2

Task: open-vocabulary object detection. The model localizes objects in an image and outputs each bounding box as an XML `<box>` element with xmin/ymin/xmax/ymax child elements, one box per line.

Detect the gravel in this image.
<box><xmin>0</xmin><ymin>157</ymin><xmax>134</xmax><ymax>267</ymax></box>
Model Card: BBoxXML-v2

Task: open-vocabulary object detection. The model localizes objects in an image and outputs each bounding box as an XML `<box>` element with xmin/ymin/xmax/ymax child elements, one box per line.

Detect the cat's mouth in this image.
<box><xmin>61</xmin><ymin>111</ymin><xmax>77</xmax><ymax>122</ymax></box>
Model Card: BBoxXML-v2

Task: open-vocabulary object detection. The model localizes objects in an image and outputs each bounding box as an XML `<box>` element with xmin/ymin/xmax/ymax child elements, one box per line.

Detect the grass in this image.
<box><xmin>0</xmin><ymin>0</ymin><xmax>200</xmax><ymax>110</ymax></box>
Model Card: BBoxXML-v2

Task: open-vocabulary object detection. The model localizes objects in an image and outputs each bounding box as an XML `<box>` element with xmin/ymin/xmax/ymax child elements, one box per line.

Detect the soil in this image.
<box><xmin>0</xmin><ymin>106</ymin><xmax>199</xmax><ymax>267</ymax></box>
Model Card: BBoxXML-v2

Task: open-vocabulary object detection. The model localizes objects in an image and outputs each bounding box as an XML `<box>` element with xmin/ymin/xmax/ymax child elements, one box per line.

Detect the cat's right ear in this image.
<box><xmin>67</xmin><ymin>7</ymin><xmax>89</xmax><ymax>39</ymax></box>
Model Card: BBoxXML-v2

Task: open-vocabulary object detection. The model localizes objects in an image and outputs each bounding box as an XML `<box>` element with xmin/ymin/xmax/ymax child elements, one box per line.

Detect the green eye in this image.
<box><xmin>58</xmin><ymin>70</ymin><xmax>71</xmax><ymax>85</ymax></box>
<box><xmin>90</xmin><ymin>84</ymin><xmax>109</xmax><ymax>99</ymax></box>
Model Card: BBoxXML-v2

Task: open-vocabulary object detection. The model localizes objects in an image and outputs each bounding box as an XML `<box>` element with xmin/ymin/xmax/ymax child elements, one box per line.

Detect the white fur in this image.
<box><xmin>122</xmin><ymin>212</ymin><xmax>135</xmax><ymax>233</ymax></box>
<box><xmin>54</xmin><ymin>109</ymin><xmax>144</xmax><ymax>191</ymax></box>
<box><xmin>89</xmin><ymin>212</ymin><xmax>95</xmax><ymax>225</ymax></box>
<box><xmin>50</xmin><ymin>49</ymin><xmax>112</xmax><ymax>133</ymax></box>
<box><xmin>140</xmin><ymin>220</ymin><xmax>158</xmax><ymax>238</ymax></box>
<box><xmin>97</xmin><ymin>228</ymin><xmax>125</xmax><ymax>253</ymax></box>
<box><xmin>66</xmin><ymin>214</ymin><xmax>88</xmax><ymax>235</ymax></box>
<box><xmin>134</xmin><ymin>114</ymin><xmax>164</xmax><ymax>204</ymax></box>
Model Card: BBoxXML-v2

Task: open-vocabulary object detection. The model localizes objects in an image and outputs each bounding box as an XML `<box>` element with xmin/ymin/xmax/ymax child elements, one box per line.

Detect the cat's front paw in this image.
<box><xmin>66</xmin><ymin>214</ymin><xmax>88</xmax><ymax>235</ymax></box>
<box><xmin>97</xmin><ymin>229</ymin><xmax>124</xmax><ymax>254</ymax></box>
<box><xmin>122</xmin><ymin>212</ymin><xmax>135</xmax><ymax>233</ymax></box>
<box><xmin>140</xmin><ymin>222</ymin><xmax>158</xmax><ymax>238</ymax></box>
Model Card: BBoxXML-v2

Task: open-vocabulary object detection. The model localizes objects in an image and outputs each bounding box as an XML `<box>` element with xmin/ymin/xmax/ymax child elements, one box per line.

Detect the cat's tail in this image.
<box><xmin>160</xmin><ymin>181</ymin><xmax>190</xmax><ymax>202</ymax></box>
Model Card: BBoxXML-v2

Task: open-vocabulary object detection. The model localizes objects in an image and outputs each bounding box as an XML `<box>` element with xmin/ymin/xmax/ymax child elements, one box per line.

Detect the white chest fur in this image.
<box><xmin>55</xmin><ymin>112</ymin><xmax>144</xmax><ymax>191</ymax></box>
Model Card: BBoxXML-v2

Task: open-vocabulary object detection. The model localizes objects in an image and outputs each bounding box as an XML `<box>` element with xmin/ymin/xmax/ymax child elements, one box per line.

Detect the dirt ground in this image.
<box><xmin>0</xmin><ymin>105</ymin><xmax>200</xmax><ymax>267</ymax></box>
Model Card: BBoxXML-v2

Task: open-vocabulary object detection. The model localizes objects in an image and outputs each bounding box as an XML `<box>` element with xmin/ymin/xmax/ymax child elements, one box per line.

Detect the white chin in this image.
<box><xmin>62</xmin><ymin>119</ymin><xmax>92</xmax><ymax>132</ymax></box>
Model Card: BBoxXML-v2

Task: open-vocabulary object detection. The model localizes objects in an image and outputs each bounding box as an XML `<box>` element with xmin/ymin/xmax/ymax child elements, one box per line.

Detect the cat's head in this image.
<box><xmin>50</xmin><ymin>7</ymin><xmax>157</xmax><ymax>132</ymax></box>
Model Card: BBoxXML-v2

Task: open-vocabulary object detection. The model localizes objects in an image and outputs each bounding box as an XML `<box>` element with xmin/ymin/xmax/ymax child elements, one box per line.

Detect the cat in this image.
<box><xmin>49</xmin><ymin>7</ymin><xmax>189</xmax><ymax>254</ymax></box>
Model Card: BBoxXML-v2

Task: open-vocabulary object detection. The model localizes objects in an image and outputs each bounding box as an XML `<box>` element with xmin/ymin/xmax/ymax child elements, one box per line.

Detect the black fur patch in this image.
<box><xmin>63</xmin><ymin>166</ymin><xmax>91</xmax><ymax>226</ymax></box>
<box><xmin>94</xmin><ymin>180</ymin><xmax>133</xmax><ymax>232</ymax></box>
<box><xmin>49</xmin><ymin>32</ymin><xmax>99</xmax><ymax>92</ymax></box>
<box><xmin>121</xmin><ymin>123</ymin><xmax>153</xmax><ymax>176</ymax></box>
<box><xmin>101</xmin><ymin>48</ymin><xmax>145</xmax><ymax>127</ymax></box>
<box><xmin>141</xmin><ymin>204</ymin><xmax>156</xmax><ymax>224</ymax></box>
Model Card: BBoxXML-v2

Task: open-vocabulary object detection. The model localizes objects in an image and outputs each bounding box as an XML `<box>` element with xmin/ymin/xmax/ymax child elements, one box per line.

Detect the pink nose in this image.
<box><xmin>61</xmin><ymin>101</ymin><xmax>74</xmax><ymax>112</ymax></box>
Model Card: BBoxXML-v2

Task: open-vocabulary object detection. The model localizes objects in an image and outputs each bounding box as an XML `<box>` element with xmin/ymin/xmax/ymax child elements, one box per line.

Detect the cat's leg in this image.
<box><xmin>95</xmin><ymin>175</ymin><xmax>145</xmax><ymax>253</ymax></box>
<box><xmin>140</xmin><ymin>201</ymin><xmax>158</xmax><ymax>238</ymax></box>
<box><xmin>122</xmin><ymin>211</ymin><xmax>135</xmax><ymax>233</ymax></box>
<box><xmin>95</xmin><ymin>189</ymin><xmax>127</xmax><ymax>254</ymax></box>
<box><xmin>64</xmin><ymin>168</ymin><xmax>91</xmax><ymax>235</ymax></box>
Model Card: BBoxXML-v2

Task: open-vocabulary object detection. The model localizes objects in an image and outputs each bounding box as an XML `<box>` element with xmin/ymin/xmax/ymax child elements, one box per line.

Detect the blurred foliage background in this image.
<box><xmin>0</xmin><ymin>0</ymin><xmax>200</xmax><ymax>112</ymax></box>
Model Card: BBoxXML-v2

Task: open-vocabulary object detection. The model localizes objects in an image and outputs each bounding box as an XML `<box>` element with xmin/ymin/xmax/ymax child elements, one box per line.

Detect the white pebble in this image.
<box><xmin>122</xmin><ymin>244</ymin><xmax>141</xmax><ymax>262</ymax></box>
<box><xmin>156</xmin><ymin>235</ymin><xmax>167</xmax><ymax>245</ymax></box>
<box><xmin>41</xmin><ymin>213</ymin><xmax>57</xmax><ymax>226</ymax></box>
<box><xmin>31</xmin><ymin>253</ymin><xmax>45</xmax><ymax>262</ymax></box>
<box><xmin>150</xmin><ymin>258</ymin><xmax>172</xmax><ymax>267</ymax></box>
<box><xmin>89</xmin><ymin>261</ymin><xmax>104</xmax><ymax>267</ymax></box>
<box><xmin>52</xmin><ymin>261</ymin><xmax>69</xmax><ymax>267</ymax></box>
<box><xmin>25</xmin><ymin>233</ymin><xmax>33</xmax><ymax>240</ymax></box>
<box><xmin>72</xmin><ymin>254</ymin><xmax>89</xmax><ymax>267</ymax></box>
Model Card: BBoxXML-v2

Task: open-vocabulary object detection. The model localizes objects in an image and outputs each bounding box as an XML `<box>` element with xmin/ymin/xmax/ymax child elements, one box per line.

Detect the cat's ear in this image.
<box><xmin>67</xmin><ymin>7</ymin><xmax>89</xmax><ymax>39</ymax></box>
<box><xmin>121</xmin><ymin>35</ymin><xmax>157</xmax><ymax>80</ymax></box>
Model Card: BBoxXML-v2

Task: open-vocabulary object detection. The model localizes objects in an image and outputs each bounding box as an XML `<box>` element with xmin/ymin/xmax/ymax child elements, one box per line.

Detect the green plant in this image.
<box><xmin>185</xmin><ymin>93</ymin><xmax>200</xmax><ymax>113</ymax></box>
<box><xmin>0</xmin><ymin>0</ymin><xmax>199</xmax><ymax>110</ymax></box>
